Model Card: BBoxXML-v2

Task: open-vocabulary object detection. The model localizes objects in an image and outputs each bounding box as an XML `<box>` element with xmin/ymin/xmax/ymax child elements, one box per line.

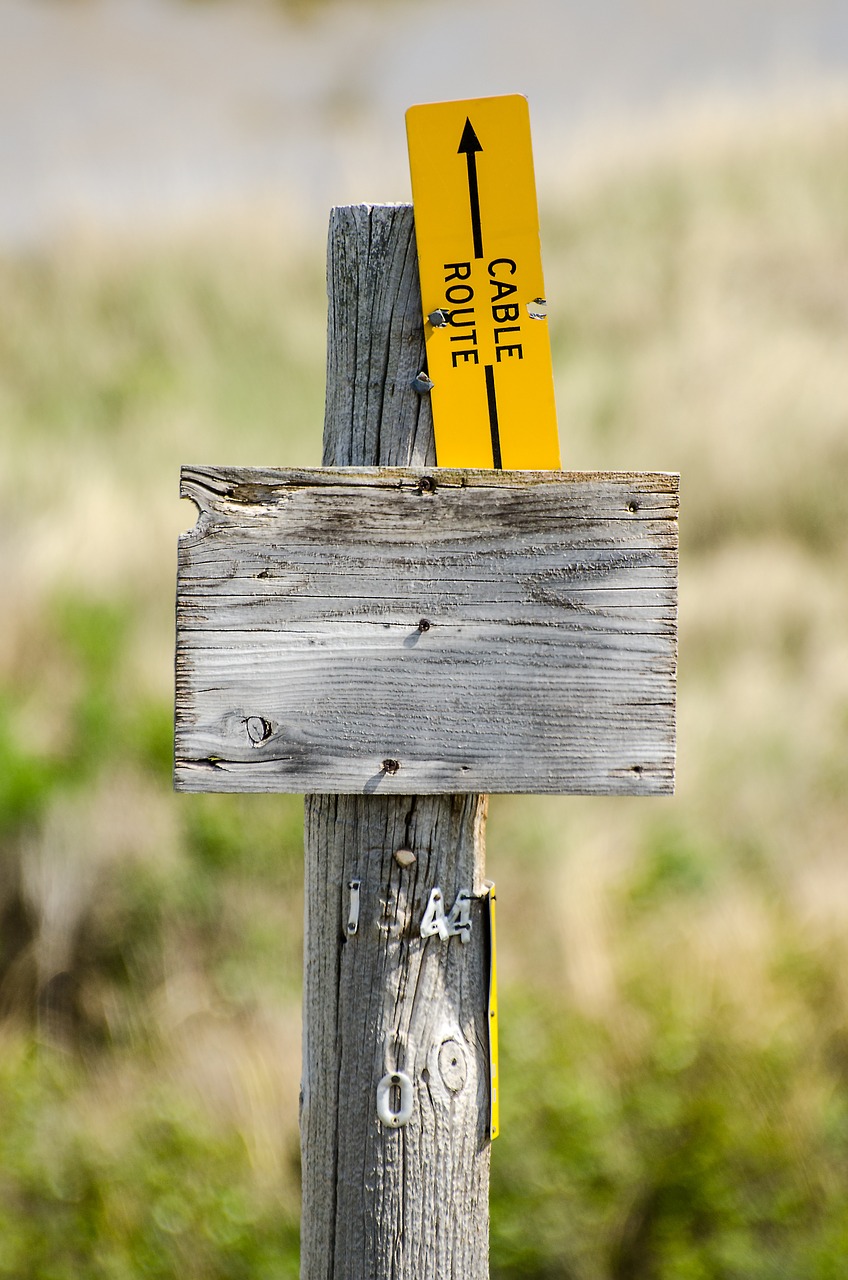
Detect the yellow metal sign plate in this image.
<box><xmin>406</xmin><ymin>94</ymin><xmax>560</xmax><ymax>469</ymax></box>
<box><xmin>486</xmin><ymin>882</ymin><xmax>500</xmax><ymax>1140</ymax></box>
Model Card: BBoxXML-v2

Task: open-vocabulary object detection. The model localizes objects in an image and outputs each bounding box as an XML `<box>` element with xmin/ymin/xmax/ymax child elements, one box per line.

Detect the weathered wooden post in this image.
<box><xmin>174</xmin><ymin>95</ymin><xmax>678</xmax><ymax>1280</ymax></box>
<box><xmin>300</xmin><ymin>204</ymin><xmax>492</xmax><ymax>1278</ymax></box>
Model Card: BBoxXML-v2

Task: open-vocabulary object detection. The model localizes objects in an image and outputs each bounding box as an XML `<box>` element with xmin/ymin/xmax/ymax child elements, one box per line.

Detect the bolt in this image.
<box><xmin>411</xmin><ymin>371</ymin><xmax>435</xmax><ymax>393</ymax></box>
<box><xmin>428</xmin><ymin>309</ymin><xmax>450</xmax><ymax>328</ymax></box>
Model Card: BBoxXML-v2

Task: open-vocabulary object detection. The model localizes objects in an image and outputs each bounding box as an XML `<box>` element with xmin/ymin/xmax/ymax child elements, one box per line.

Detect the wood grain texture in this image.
<box><xmin>300</xmin><ymin>205</ymin><xmax>491</xmax><ymax>1280</ymax></box>
<box><xmin>322</xmin><ymin>204</ymin><xmax>437</xmax><ymax>470</ymax></box>
<box><xmin>174</xmin><ymin>465</ymin><xmax>678</xmax><ymax>796</ymax></box>
<box><xmin>302</xmin><ymin>793</ymin><xmax>490</xmax><ymax>1280</ymax></box>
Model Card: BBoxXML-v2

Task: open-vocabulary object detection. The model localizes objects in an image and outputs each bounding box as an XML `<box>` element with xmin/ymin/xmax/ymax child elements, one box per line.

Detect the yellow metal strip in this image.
<box><xmin>486</xmin><ymin>881</ymin><xmax>500</xmax><ymax>1141</ymax></box>
<box><xmin>406</xmin><ymin>94</ymin><xmax>561</xmax><ymax>470</ymax></box>
<box><xmin>407</xmin><ymin>95</ymin><xmax>560</xmax><ymax>1143</ymax></box>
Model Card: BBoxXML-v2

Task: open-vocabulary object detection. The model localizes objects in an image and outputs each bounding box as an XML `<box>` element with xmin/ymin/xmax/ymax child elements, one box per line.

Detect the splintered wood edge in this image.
<box><xmin>179</xmin><ymin>464</ymin><xmax>680</xmax><ymax>507</ymax></box>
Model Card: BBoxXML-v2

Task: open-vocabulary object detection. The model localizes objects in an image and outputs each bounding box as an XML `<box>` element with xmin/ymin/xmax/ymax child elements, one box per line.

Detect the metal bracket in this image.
<box><xmin>346</xmin><ymin>879</ymin><xmax>361</xmax><ymax>936</ymax></box>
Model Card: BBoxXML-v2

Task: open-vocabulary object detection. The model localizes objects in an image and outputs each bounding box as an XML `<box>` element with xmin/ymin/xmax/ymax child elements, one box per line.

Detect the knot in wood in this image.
<box><xmin>438</xmin><ymin>1039</ymin><xmax>467</xmax><ymax>1094</ymax></box>
<box><xmin>245</xmin><ymin>716</ymin><xmax>272</xmax><ymax>745</ymax></box>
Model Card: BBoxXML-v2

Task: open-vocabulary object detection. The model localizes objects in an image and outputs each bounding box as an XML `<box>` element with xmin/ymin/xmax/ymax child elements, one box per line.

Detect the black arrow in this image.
<box><xmin>484</xmin><ymin>365</ymin><xmax>502</xmax><ymax>469</ymax></box>
<box><xmin>458</xmin><ymin>118</ymin><xmax>484</xmax><ymax>260</ymax></box>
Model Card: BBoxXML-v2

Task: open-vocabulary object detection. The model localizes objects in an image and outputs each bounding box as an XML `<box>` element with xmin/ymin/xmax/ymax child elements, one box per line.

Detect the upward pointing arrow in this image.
<box><xmin>458</xmin><ymin>118</ymin><xmax>484</xmax><ymax>260</ymax></box>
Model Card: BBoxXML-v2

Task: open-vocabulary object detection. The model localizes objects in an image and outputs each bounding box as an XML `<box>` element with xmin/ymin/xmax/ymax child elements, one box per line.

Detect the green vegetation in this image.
<box><xmin>3</xmin><ymin>106</ymin><xmax>848</xmax><ymax>1275</ymax></box>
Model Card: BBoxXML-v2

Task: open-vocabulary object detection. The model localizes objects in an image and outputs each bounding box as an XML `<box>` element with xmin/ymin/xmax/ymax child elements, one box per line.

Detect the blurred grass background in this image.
<box><xmin>2</xmin><ymin>102</ymin><xmax>848</xmax><ymax>1277</ymax></box>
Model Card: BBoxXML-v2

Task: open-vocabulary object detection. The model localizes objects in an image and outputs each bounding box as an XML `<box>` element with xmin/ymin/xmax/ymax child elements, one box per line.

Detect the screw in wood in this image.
<box><xmin>417</xmin><ymin>476</ymin><xmax>436</xmax><ymax>494</ymax></box>
<box><xmin>417</xmin><ymin>618</ymin><xmax>431</xmax><ymax>633</ymax></box>
<box><xmin>381</xmin><ymin>759</ymin><xmax>401</xmax><ymax>775</ymax></box>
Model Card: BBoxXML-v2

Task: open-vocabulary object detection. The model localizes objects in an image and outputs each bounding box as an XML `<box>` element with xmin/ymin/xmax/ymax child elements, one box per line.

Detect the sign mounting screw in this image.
<box><xmin>411</xmin><ymin>371</ymin><xmax>435</xmax><ymax>393</ymax></box>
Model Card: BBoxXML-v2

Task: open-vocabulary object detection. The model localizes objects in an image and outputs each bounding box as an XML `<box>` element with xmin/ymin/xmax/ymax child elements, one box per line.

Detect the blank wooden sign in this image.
<box><xmin>174</xmin><ymin>464</ymin><xmax>678</xmax><ymax>796</ymax></box>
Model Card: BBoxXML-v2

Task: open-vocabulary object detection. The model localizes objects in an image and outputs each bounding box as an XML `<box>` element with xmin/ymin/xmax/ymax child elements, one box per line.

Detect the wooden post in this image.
<box><xmin>300</xmin><ymin>205</ymin><xmax>492</xmax><ymax>1279</ymax></box>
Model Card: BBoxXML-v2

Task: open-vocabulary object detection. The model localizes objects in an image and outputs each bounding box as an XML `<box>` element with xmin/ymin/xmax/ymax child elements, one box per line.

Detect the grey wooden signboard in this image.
<box><xmin>174</xmin><ymin>462</ymin><xmax>678</xmax><ymax>796</ymax></box>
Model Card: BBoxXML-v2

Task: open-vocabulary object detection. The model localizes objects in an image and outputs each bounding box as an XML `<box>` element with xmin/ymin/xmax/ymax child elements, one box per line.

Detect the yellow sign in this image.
<box><xmin>486</xmin><ymin>881</ymin><xmax>500</xmax><ymax>1140</ymax></box>
<box><xmin>406</xmin><ymin>94</ymin><xmax>561</xmax><ymax>469</ymax></box>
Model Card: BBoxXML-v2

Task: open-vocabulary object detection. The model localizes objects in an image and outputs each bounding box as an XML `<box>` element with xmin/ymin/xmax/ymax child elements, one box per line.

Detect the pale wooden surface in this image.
<box><xmin>302</xmin><ymin>793</ymin><xmax>490</xmax><ymax>1280</ymax></box>
<box><xmin>175</xmin><ymin>464</ymin><xmax>678</xmax><ymax>796</ymax></box>
<box><xmin>300</xmin><ymin>206</ymin><xmax>491</xmax><ymax>1280</ymax></box>
<box><xmin>322</xmin><ymin>204</ymin><xmax>437</xmax><ymax>470</ymax></box>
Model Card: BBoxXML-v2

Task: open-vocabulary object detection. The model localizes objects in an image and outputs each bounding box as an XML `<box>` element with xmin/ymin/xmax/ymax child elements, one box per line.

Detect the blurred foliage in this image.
<box><xmin>2</xmin><ymin>106</ymin><xmax>848</xmax><ymax>1275</ymax></box>
<box><xmin>0</xmin><ymin>1039</ymin><xmax>300</xmax><ymax>1279</ymax></box>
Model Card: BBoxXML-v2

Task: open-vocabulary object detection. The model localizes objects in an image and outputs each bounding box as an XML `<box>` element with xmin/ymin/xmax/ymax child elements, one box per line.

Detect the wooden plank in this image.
<box><xmin>175</xmin><ymin>465</ymin><xmax>678</xmax><ymax>796</ymax></box>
